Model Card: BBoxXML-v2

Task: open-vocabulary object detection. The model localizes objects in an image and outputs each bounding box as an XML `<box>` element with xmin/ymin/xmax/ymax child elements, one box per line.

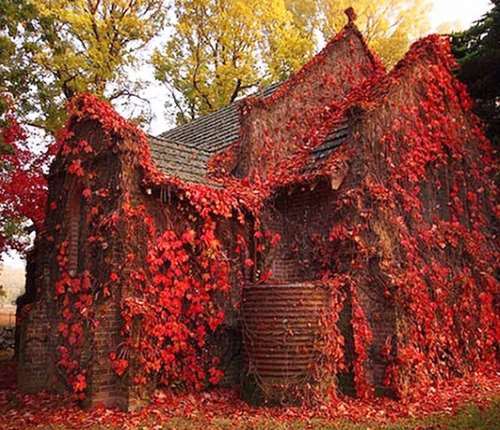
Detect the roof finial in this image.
<box><xmin>345</xmin><ymin>7</ymin><xmax>357</xmax><ymax>24</ymax></box>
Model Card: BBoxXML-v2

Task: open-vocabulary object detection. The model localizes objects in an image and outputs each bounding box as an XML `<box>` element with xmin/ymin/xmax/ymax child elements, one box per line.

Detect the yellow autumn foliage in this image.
<box><xmin>154</xmin><ymin>0</ymin><xmax>430</xmax><ymax>123</ymax></box>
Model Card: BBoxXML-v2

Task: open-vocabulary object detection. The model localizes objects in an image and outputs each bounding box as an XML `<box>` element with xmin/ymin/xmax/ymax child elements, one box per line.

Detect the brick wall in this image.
<box><xmin>16</xmin><ymin>301</ymin><xmax>50</xmax><ymax>392</ymax></box>
<box><xmin>356</xmin><ymin>275</ymin><xmax>396</xmax><ymax>394</ymax></box>
<box><xmin>264</xmin><ymin>178</ymin><xmax>396</xmax><ymax>396</ymax></box>
<box><xmin>268</xmin><ymin>180</ymin><xmax>337</xmax><ymax>282</ymax></box>
<box><xmin>86</xmin><ymin>302</ymin><xmax>126</xmax><ymax>408</ymax></box>
<box><xmin>17</xmin><ymin>233</ymin><xmax>61</xmax><ymax>393</ymax></box>
<box><xmin>16</xmin><ymin>120</ymin><xmax>140</xmax><ymax>409</ymax></box>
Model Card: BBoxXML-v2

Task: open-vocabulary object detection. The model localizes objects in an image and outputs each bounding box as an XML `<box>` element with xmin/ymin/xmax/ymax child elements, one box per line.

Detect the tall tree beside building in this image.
<box><xmin>0</xmin><ymin>0</ymin><xmax>166</xmax><ymax>133</ymax></box>
<box><xmin>0</xmin><ymin>0</ymin><xmax>166</xmax><ymax>258</ymax></box>
<box><xmin>0</xmin><ymin>104</ymin><xmax>46</xmax><ymax>260</ymax></box>
<box><xmin>152</xmin><ymin>0</ymin><xmax>316</xmax><ymax>124</ymax></box>
<box><xmin>452</xmin><ymin>1</ymin><xmax>499</xmax><ymax>146</ymax></box>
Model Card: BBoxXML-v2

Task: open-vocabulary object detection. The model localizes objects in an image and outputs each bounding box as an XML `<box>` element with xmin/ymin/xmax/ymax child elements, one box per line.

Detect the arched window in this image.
<box><xmin>67</xmin><ymin>185</ymin><xmax>82</xmax><ymax>276</ymax></box>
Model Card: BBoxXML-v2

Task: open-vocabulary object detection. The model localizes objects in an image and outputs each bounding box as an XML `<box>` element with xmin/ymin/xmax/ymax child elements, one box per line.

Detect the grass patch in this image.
<box><xmin>38</xmin><ymin>400</ymin><xmax>497</xmax><ymax>430</ymax></box>
<box><xmin>152</xmin><ymin>400</ymin><xmax>500</xmax><ymax>430</ymax></box>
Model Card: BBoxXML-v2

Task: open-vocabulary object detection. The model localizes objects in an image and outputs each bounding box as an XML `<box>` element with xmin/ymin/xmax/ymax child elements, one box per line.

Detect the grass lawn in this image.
<box><xmin>27</xmin><ymin>399</ymin><xmax>499</xmax><ymax>430</ymax></box>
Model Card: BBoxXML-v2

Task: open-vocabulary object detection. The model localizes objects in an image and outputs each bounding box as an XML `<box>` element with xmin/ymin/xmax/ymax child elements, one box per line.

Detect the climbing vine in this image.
<box><xmin>41</xmin><ymin>23</ymin><xmax>497</xmax><ymax>409</ymax></box>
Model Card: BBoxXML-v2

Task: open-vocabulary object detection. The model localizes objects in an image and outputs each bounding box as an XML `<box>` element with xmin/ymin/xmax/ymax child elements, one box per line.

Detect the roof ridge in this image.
<box><xmin>240</xmin><ymin>24</ymin><xmax>385</xmax><ymax>112</ymax></box>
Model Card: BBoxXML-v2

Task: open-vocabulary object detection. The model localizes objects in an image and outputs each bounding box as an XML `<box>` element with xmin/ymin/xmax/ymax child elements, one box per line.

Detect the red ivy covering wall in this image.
<box><xmin>34</xmin><ymin>27</ymin><xmax>498</xmax><ymax>410</ymax></box>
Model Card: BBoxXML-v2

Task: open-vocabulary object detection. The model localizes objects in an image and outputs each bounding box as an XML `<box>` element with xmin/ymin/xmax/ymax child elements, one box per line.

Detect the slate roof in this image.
<box><xmin>148</xmin><ymin>82</ymin><xmax>349</xmax><ymax>185</ymax></box>
<box><xmin>156</xmin><ymin>83</ymin><xmax>281</xmax><ymax>153</ymax></box>
<box><xmin>157</xmin><ymin>104</ymin><xmax>240</xmax><ymax>155</ymax></box>
<box><xmin>311</xmin><ymin>119</ymin><xmax>350</xmax><ymax>160</ymax></box>
<box><xmin>148</xmin><ymin>83</ymin><xmax>281</xmax><ymax>184</ymax></box>
<box><xmin>148</xmin><ymin>135</ymin><xmax>213</xmax><ymax>184</ymax></box>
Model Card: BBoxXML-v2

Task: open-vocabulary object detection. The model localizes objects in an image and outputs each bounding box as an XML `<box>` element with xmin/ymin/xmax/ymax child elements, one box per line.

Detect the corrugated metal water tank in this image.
<box><xmin>241</xmin><ymin>283</ymin><xmax>329</xmax><ymax>405</ymax></box>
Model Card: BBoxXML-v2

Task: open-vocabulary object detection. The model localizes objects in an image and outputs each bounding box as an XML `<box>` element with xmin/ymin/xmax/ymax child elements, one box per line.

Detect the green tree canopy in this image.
<box><xmin>452</xmin><ymin>0</ymin><xmax>499</xmax><ymax>146</ymax></box>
